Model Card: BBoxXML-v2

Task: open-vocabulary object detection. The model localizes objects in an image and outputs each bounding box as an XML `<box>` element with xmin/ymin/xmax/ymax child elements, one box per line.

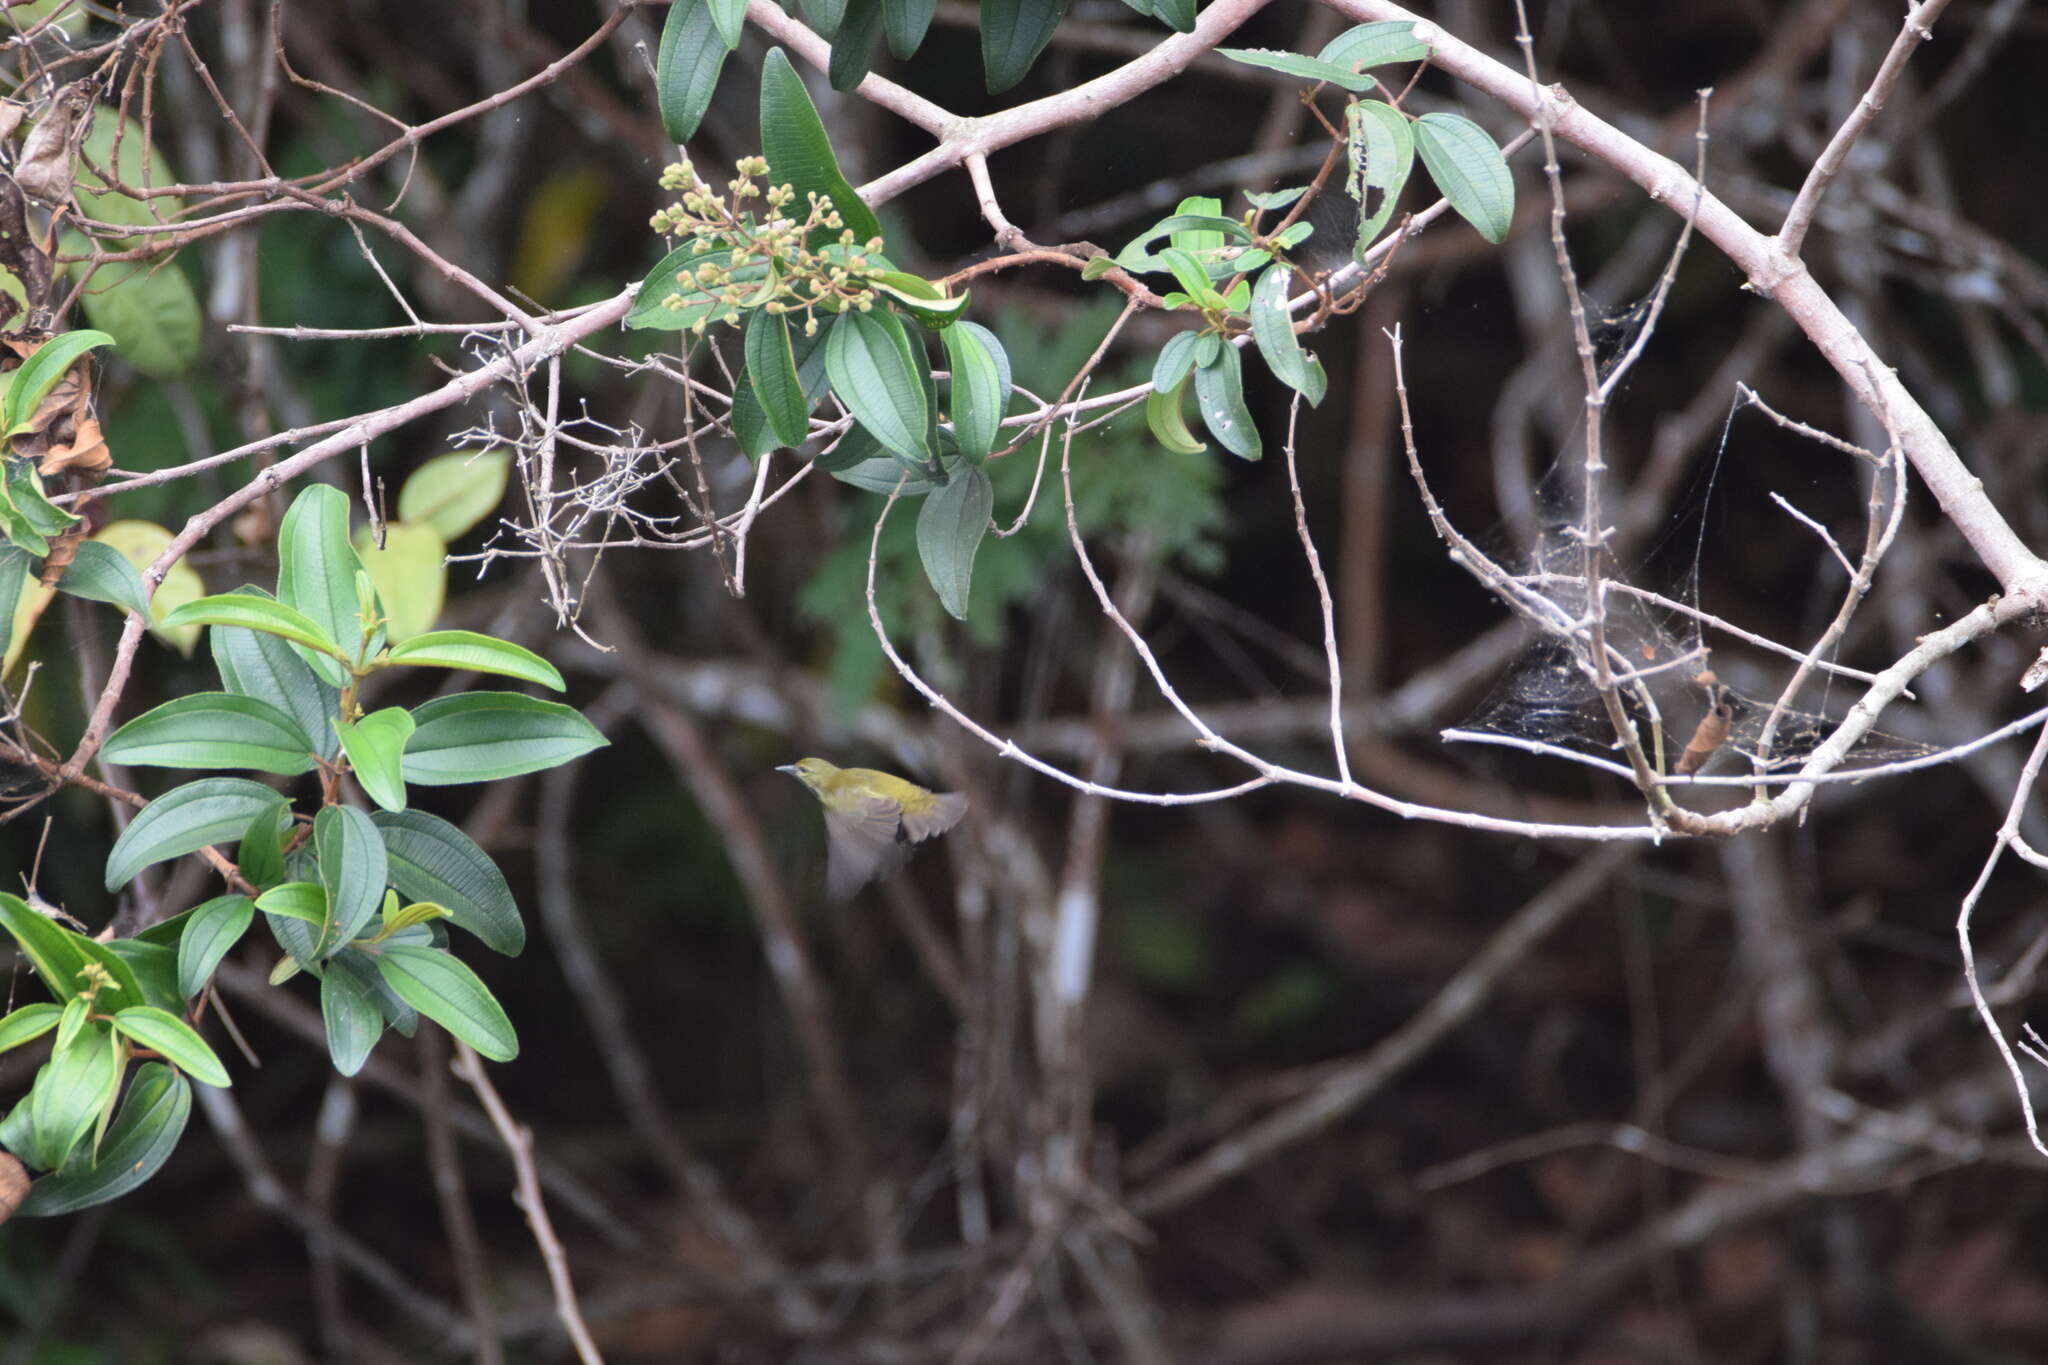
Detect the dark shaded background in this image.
<box><xmin>5</xmin><ymin>0</ymin><xmax>2048</xmax><ymax>1361</ymax></box>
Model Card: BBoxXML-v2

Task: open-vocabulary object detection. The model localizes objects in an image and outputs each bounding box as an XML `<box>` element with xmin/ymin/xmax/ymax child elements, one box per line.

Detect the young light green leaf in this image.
<box><xmin>353</xmin><ymin>522</ymin><xmax>445</xmax><ymax>644</ymax></box>
<box><xmin>1250</xmin><ymin>265</ymin><xmax>1325</xmax><ymax>406</ymax></box>
<box><xmin>337</xmin><ymin>707</ymin><xmax>416</xmax><ymax>813</ymax></box>
<box><xmin>1245</xmin><ymin>186</ymin><xmax>1309</xmax><ymax>211</ymax></box>
<box><xmin>0</xmin><ymin>893</ymin><xmax>92</xmax><ymax>1003</ymax></box>
<box><xmin>276</xmin><ymin>484</ymin><xmax>365</xmax><ymax>684</ymax></box>
<box><xmin>1151</xmin><ymin>330</ymin><xmax>1203</xmax><ymax>395</ymax></box>
<box><xmin>157</xmin><ymin>592</ymin><xmax>346</xmax><ymax>661</ymax></box>
<box><xmin>1145</xmin><ymin>378</ymin><xmax>1208</xmax><ymax>455</ymax></box>
<box><xmin>916</xmin><ymin>464</ymin><xmax>993</xmax><ymax>620</ymax></box>
<box><xmin>16</xmin><ymin>1063</ymin><xmax>190</xmax><ymax>1217</ymax></box>
<box><xmin>381</xmin><ymin>629</ymin><xmax>565</xmax><ymax>690</ymax></box>
<box><xmin>1318</xmin><ymin>20</ymin><xmax>1431</xmax><ymax>71</ymax></box>
<box><xmin>882</xmin><ymin>0</ymin><xmax>935</xmax><ymax>58</ymax></box>
<box><xmin>1217</xmin><ymin>48</ymin><xmax>1378</xmax><ymax>92</ymax></box>
<box><xmin>1113</xmin><ymin>214</ymin><xmax>1253</xmax><ymax>273</ymax></box>
<box><xmin>870</xmin><ymin>271</ymin><xmax>971</xmax><ymax>330</ymax></box>
<box><xmin>320</xmin><ymin>966</ymin><xmax>383</xmax><ymax>1077</ymax></box>
<box><xmin>396</xmin><ymin>450</ymin><xmax>512</xmax><ymax>542</ymax></box>
<box><xmin>1414</xmin><ymin>111</ymin><xmax>1514</xmax><ymax>245</ymax></box>
<box><xmin>74</xmin><ymin>257</ymin><xmax>200</xmax><ymax>379</ymax></box>
<box><xmin>1346</xmin><ymin>99</ymin><xmax>1415</xmax><ymax>253</ymax></box>
<box><xmin>402</xmin><ymin>693</ymin><xmax>609</xmax><ymax>786</ymax></box>
<box><xmin>1159</xmin><ymin>247</ymin><xmax>1225</xmax><ymax>312</ymax></box>
<box><xmin>745</xmin><ymin>308</ymin><xmax>811</xmax><ymax>449</ymax></box>
<box><xmin>1</xmin><ymin>329</ymin><xmax>114</xmax><ymax>435</ymax></box>
<box><xmin>759</xmin><ymin>48</ymin><xmax>884</xmax><ymax>248</ymax></box>
<box><xmin>315</xmin><ymin>805</ymin><xmax>388</xmax><ymax>957</ymax></box>
<box><xmin>0</xmin><ymin>461</ymin><xmax>78</xmax><ymax>555</ymax></box>
<box><xmin>941</xmin><ymin>320</ymin><xmax>1009</xmax><ymax>461</ymax></box>
<box><xmin>372</xmin><ymin>806</ymin><xmax>524</xmax><ymax>957</ymax></box>
<box><xmin>54</xmin><ymin>997</ymin><xmax>89</xmax><ymax>1052</ymax></box>
<box><xmin>110</xmin><ymin>1006</ymin><xmax>229</xmax><ymax>1088</ymax></box>
<box><xmin>105</xmin><ymin>778</ymin><xmax>297</xmax><ymax>891</ymax></box>
<box><xmin>981</xmin><ymin>0</ymin><xmax>1069</xmax><ymax>93</ymax></box>
<box><xmin>0</xmin><ymin>1003</ymin><xmax>60</xmax><ymax>1055</ymax></box>
<box><xmin>1193</xmin><ymin>343</ymin><xmax>1262</xmax><ymax>460</ymax></box>
<box><xmin>104</xmin><ymin>692</ymin><xmax>316</xmax><ymax>775</ymax></box>
<box><xmin>375</xmin><ymin>944</ymin><xmax>518</xmax><ymax>1062</ymax></box>
<box><xmin>825</xmin><ymin>308</ymin><xmax>930</xmax><ymax>463</ymax></box>
<box><xmin>52</xmin><ymin>539</ymin><xmax>150</xmax><ymax>617</ymax></box>
<box><xmin>175</xmin><ymin>895</ymin><xmax>255</xmax><ymax>1002</ymax></box>
<box><xmin>656</xmin><ymin>0</ymin><xmax>732</xmax><ymax>143</ymax></box>
<box><xmin>254</xmin><ymin>882</ymin><xmax>327</xmax><ymax>925</ymax></box>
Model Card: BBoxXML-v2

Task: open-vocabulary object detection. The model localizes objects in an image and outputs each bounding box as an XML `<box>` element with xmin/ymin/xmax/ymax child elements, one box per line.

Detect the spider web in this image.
<box><xmin>1445</xmin><ymin>296</ymin><xmax>1935</xmax><ymax>782</ymax></box>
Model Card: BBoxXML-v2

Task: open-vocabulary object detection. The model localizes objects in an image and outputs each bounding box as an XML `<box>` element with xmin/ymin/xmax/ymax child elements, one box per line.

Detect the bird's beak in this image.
<box><xmin>776</xmin><ymin>764</ymin><xmax>798</xmax><ymax>776</ymax></box>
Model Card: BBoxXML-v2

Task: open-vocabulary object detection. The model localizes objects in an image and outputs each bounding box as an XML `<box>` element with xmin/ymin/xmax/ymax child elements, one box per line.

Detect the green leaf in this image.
<box><xmin>26</xmin><ymin>1027</ymin><xmax>120</xmax><ymax>1171</ymax></box>
<box><xmin>276</xmin><ymin>484</ymin><xmax>366</xmax><ymax>684</ymax></box>
<box><xmin>381</xmin><ymin>629</ymin><xmax>565</xmax><ymax>690</ymax></box>
<box><xmin>320</xmin><ymin>965</ymin><xmax>383</xmax><ymax>1077</ymax></box>
<box><xmin>103</xmin><ymin>692</ymin><xmax>317</xmax><ymax>775</ymax></box>
<box><xmin>627</xmin><ymin>243</ymin><xmax>760</xmax><ymax>332</ymax></box>
<box><xmin>1217</xmin><ymin>48</ymin><xmax>1378</xmax><ymax>92</ymax></box>
<box><xmin>1</xmin><ymin>330</ymin><xmax>114</xmax><ymax>435</ymax></box>
<box><xmin>53</xmin><ymin>538</ymin><xmax>150</xmax><ymax>617</ymax></box>
<box><xmin>1250</xmin><ymin>265</ymin><xmax>1325</xmax><ymax>405</ymax></box>
<box><xmin>708</xmin><ymin>0</ymin><xmax>746</xmax><ymax>48</ymax></box>
<box><xmin>1245</xmin><ymin>186</ymin><xmax>1309</xmax><ymax>211</ymax></box>
<box><xmin>75</xmin><ymin>257</ymin><xmax>200</xmax><ymax>379</ymax></box>
<box><xmin>337</xmin><ymin>707</ymin><xmax>416</xmax><ymax>813</ymax></box>
<box><xmin>55</xmin><ymin>998</ymin><xmax>89</xmax><ymax>1052</ymax></box>
<box><xmin>1413</xmin><ymin>111</ymin><xmax>1514</xmax><ymax>245</ymax></box>
<box><xmin>802</xmin><ymin>0</ymin><xmax>847</xmax><ymax>38</ymax></box>
<box><xmin>96</xmin><ymin>520</ymin><xmax>204</xmax><ymax>657</ymax></box>
<box><xmin>744</xmin><ymin>308</ymin><xmax>811</xmax><ymax>449</ymax></box>
<box><xmin>826</xmin><ymin>308</ymin><xmax>930</xmax><ymax>463</ymax></box>
<box><xmin>316</xmin><ymin>805</ymin><xmax>388</xmax><ymax>957</ymax></box>
<box><xmin>74</xmin><ymin>110</ymin><xmax>186</xmax><ymax>239</ymax></box>
<box><xmin>1159</xmin><ymin>247</ymin><xmax>1225</xmax><ymax>311</ymax></box>
<box><xmin>353</xmin><ymin>522</ymin><xmax>445</xmax><ymax>644</ymax></box>
<box><xmin>656</xmin><ymin>0</ymin><xmax>732</xmax><ymax>143</ymax></box>
<box><xmin>941</xmin><ymin>320</ymin><xmax>1009</xmax><ymax>461</ymax></box>
<box><xmin>160</xmin><ymin>592</ymin><xmax>345</xmax><ymax>661</ymax></box>
<box><xmin>396</xmin><ymin>450</ymin><xmax>512</xmax><ymax>542</ymax></box>
<box><xmin>1113</xmin><ymin>215</ymin><xmax>1254</xmax><ymax>274</ymax></box>
<box><xmin>870</xmin><ymin>270</ymin><xmax>971</xmax><ymax>330</ymax></box>
<box><xmin>828</xmin><ymin>0</ymin><xmax>883</xmax><ymax>91</ymax></box>
<box><xmin>254</xmin><ymin>881</ymin><xmax>327</xmax><ymax>925</ymax></box>
<box><xmin>16</xmin><ymin>1063</ymin><xmax>190</xmax><ymax>1217</ymax></box>
<box><xmin>1152</xmin><ymin>0</ymin><xmax>1193</xmax><ymax>35</ymax></box>
<box><xmin>0</xmin><ymin>892</ymin><xmax>87</xmax><ymax>1002</ymax></box>
<box><xmin>828</xmin><ymin>455</ymin><xmax>938</xmax><ymax>496</ymax></box>
<box><xmin>105</xmin><ymin>778</ymin><xmax>291</xmax><ymax>891</ymax></box>
<box><xmin>0</xmin><ymin>461</ymin><xmax>78</xmax><ymax>555</ymax></box>
<box><xmin>375</xmin><ymin>944</ymin><xmax>518</xmax><ymax>1062</ymax></box>
<box><xmin>0</xmin><ymin>544</ymin><xmax>25</xmax><ymax>660</ymax></box>
<box><xmin>175</xmin><ymin>895</ymin><xmax>255</xmax><ymax>1001</ymax></box>
<box><xmin>71</xmin><ymin>937</ymin><xmax>147</xmax><ymax>1014</ymax></box>
<box><xmin>1151</xmin><ymin>330</ymin><xmax>1203</xmax><ymax>395</ymax></box>
<box><xmin>237</xmin><ymin>803</ymin><xmax>290</xmax><ymax>892</ymax></box>
<box><xmin>1145</xmin><ymin>377</ymin><xmax>1208</xmax><ymax>455</ymax></box>
<box><xmin>980</xmin><ymin>0</ymin><xmax>1068</xmax><ymax>93</ymax></box>
<box><xmin>1193</xmin><ymin>343</ymin><xmax>1262</xmax><ymax>460</ymax></box>
<box><xmin>209</xmin><ymin>586</ymin><xmax>341</xmax><ymax>760</ymax></box>
<box><xmin>1318</xmin><ymin>20</ymin><xmax>1432</xmax><ymax>71</ymax></box>
<box><xmin>883</xmin><ymin>0</ymin><xmax>936</xmax><ymax>58</ymax></box>
<box><xmin>403</xmin><ymin>693</ymin><xmax>609</xmax><ymax>786</ymax></box>
<box><xmin>916</xmin><ymin>464</ymin><xmax>993</xmax><ymax>620</ymax></box>
<box><xmin>759</xmin><ymin>48</ymin><xmax>885</xmax><ymax>248</ymax></box>
<box><xmin>110</xmin><ymin>1006</ymin><xmax>228</xmax><ymax>1087</ymax></box>
<box><xmin>1345</xmin><ymin>100</ymin><xmax>1416</xmax><ymax>254</ymax></box>
<box><xmin>0</xmin><ymin>1003</ymin><xmax>60</xmax><ymax>1055</ymax></box>
<box><xmin>102</xmin><ymin>938</ymin><xmax>179</xmax><ymax>1012</ymax></box>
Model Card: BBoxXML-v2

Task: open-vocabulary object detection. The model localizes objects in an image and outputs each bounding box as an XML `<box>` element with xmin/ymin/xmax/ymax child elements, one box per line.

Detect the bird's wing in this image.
<box><xmin>899</xmin><ymin>791</ymin><xmax>968</xmax><ymax>843</ymax></box>
<box><xmin>822</xmin><ymin>793</ymin><xmax>907</xmax><ymax>900</ymax></box>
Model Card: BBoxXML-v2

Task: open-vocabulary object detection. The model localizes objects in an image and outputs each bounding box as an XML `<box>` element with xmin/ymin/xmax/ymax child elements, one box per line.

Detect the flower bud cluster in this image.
<box><xmin>648</xmin><ymin>157</ymin><xmax>893</xmax><ymax>338</ymax></box>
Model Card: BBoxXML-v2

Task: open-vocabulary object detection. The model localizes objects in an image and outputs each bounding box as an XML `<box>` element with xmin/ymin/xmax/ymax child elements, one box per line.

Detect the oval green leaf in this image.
<box><xmin>160</xmin><ymin>592</ymin><xmax>345</xmax><ymax>661</ymax></box>
<box><xmin>0</xmin><ymin>1002</ymin><xmax>61</xmax><ymax>1055</ymax></box>
<box><xmin>372</xmin><ymin>809</ymin><xmax>522</xmax><ymax>955</ymax></box>
<box><xmin>1216</xmin><ymin>48</ymin><xmax>1378</xmax><ymax>92</ymax></box>
<box><xmin>916</xmin><ymin>464</ymin><xmax>993</xmax><ymax>620</ymax></box>
<box><xmin>1145</xmin><ymin>377</ymin><xmax>1207</xmax><ymax>455</ymax></box>
<box><xmin>16</xmin><ymin>1063</ymin><xmax>191</xmax><ymax>1217</ymax></box>
<box><xmin>110</xmin><ymin>1006</ymin><xmax>228</xmax><ymax>1087</ymax></box>
<box><xmin>381</xmin><ymin>629</ymin><xmax>565</xmax><ymax>690</ymax></box>
<box><xmin>105</xmin><ymin>778</ymin><xmax>294</xmax><ymax>891</ymax></box>
<box><xmin>53</xmin><ymin>538</ymin><xmax>150</xmax><ymax>617</ymax></box>
<box><xmin>1250</xmin><ymin>265</ymin><xmax>1325</xmax><ymax>406</ymax></box>
<box><xmin>1346</xmin><ymin>99</ymin><xmax>1416</xmax><ymax>254</ymax></box>
<box><xmin>316</xmin><ymin>805</ymin><xmax>388</xmax><ymax>957</ymax></box>
<box><xmin>759</xmin><ymin>48</ymin><xmax>884</xmax><ymax>248</ymax></box>
<box><xmin>320</xmin><ymin>964</ymin><xmax>384</xmax><ymax>1077</ymax></box>
<box><xmin>276</xmin><ymin>484</ymin><xmax>365</xmax><ymax>683</ymax></box>
<box><xmin>402</xmin><ymin>692</ymin><xmax>608</xmax><ymax>786</ymax></box>
<box><xmin>1193</xmin><ymin>343</ymin><xmax>1262</xmax><ymax>460</ymax></box>
<box><xmin>744</xmin><ymin>308</ymin><xmax>811</xmax><ymax>449</ymax></box>
<box><xmin>1318</xmin><ymin>20</ymin><xmax>1432</xmax><ymax>71</ymax></box>
<box><xmin>375</xmin><ymin>944</ymin><xmax>518</xmax><ymax>1062</ymax></box>
<box><xmin>981</xmin><ymin>0</ymin><xmax>1068</xmax><ymax>93</ymax></box>
<box><xmin>1</xmin><ymin>329</ymin><xmax>114</xmax><ymax>435</ymax></box>
<box><xmin>104</xmin><ymin>692</ymin><xmax>316</xmax><ymax>775</ymax></box>
<box><xmin>825</xmin><ymin>308</ymin><xmax>930</xmax><ymax>464</ymax></box>
<box><xmin>353</xmin><ymin>522</ymin><xmax>446</xmax><ymax>644</ymax></box>
<box><xmin>175</xmin><ymin>894</ymin><xmax>255</xmax><ymax>1001</ymax></box>
<box><xmin>337</xmin><ymin>707</ymin><xmax>416</xmax><ymax>813</ymax></box>
<box><xmin>27</xmin><ymin>1027</ymin><xmax>121</xmax><ymax>1170</ymax></box>
<box><xmin>941</xmin><ymin>319</ymin><xmax>1009</xmax><ymax>461</ymax></box>
<box><xmin>882</xmin><ymin>0</ymin><xmax>935</xmax><ymax>58</ymax></box>
<box><xmin>254</xmin><ymin>881</ymin><xmax>327</xmax><ymax>925</ymax></box>
<box><xmin>1414</xmin><ymin>111</ymin><xmax>1514</xmax><ymax>245</ymax></box>
<box><xmin>1151</xmin><ymin>330</ymin><xmax>1203</xmax><ymax>395</ymax></box>
<box><xmin>396</xmin><ymin>450</ymin><xmax>511</xmax><ymax>542</ymax></box>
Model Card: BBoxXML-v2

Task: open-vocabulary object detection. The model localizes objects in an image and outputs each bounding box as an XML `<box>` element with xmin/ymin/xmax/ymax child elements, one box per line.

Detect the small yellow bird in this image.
<box><xmin>778</xmin><ymin>757</ymin><xmax>968</xmax><ymax>899</ymax></box>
